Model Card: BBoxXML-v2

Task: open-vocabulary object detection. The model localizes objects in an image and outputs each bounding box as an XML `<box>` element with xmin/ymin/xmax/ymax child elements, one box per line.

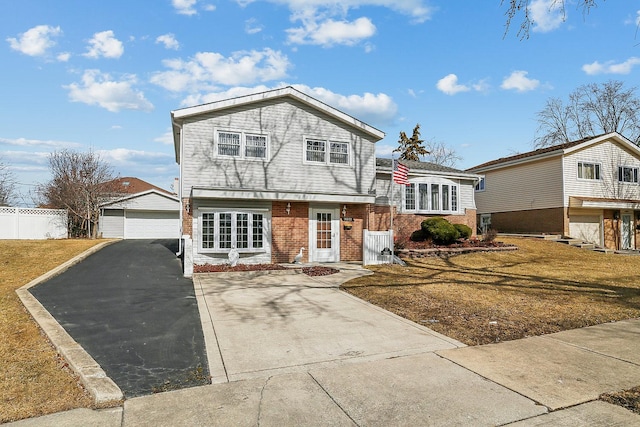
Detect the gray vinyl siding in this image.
<box><xmin>180</xmin><ymin>98</ymin><xmax>377</xmax><ymax>198</ymax></box>
<box><xmin>104</xmin><ymin>193</ymin><xmax>180</xmax><ymax>211</ymax></box>
<box><xmin>99</xmin><ymin>209</ymin><xmax>124</xmax><ymax>238</ymax></box>
<box><xmin>563</xmin><ymin>140</ymin><xmax>640</xmax><ymax>204</ymax></box>
<box><xmin>475</xmin><ymin>156</ymin><xmax>564</xmax><ymax>214</ymax></box>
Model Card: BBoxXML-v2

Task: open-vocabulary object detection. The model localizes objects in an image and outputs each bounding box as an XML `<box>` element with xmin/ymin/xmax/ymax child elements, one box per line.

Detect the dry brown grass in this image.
<box><xmin>0</xmin><ymin>239</ymin><xmax>105</xmax><ymax>423</ymax></box>
<box><xmin>343</xmin><ymin>237</ymin><xmax>640</xmax><ymax>346</ymax></box>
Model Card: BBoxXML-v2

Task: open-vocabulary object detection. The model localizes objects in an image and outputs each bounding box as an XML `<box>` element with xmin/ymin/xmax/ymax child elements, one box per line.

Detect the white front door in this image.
<box><xmin>309</xmin><ymin>207</ymin><xmax>340</xmax><ymax>262</ymax></box>
<box><xmin>621</xmin><ymin>213</ymin><xmax>633</xmax><ymax>250</ymax></box>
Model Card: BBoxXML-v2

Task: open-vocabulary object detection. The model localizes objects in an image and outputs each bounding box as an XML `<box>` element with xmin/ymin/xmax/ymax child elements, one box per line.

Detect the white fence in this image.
<box><xmin>363</xmin><ymin>229</ymin><xmax>394</xmax><ymax>265</ymax></box>
<box><xmin>0</xmin><ymin>207</ymin><xmax>68</xmax><ymax>239</ymax></box>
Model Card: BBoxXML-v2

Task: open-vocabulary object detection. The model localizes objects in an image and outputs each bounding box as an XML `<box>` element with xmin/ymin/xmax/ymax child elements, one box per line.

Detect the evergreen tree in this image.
<box><xmin>394</xmin><ymin>124</ymin><xmax>429</xmax><ymax>161</ymax></box>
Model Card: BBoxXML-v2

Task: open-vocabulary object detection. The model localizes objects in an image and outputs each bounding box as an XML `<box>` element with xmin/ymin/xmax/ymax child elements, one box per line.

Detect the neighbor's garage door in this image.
<box><xmin>125</xmin><ymin>211</ymin><xmax>179</xmax><ymax>239</ymax></box>
<box><xmin>569</xmin><ymin>215</ymin><xmax>601</xmax><ymax>245</ymax></box>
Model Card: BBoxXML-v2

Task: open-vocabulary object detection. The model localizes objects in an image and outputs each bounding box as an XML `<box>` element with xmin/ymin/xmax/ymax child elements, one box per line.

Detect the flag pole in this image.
<box><xmin>390</xmin><ymin>158</ymin><xmax>395</xmax><ymax>263</ymax></box>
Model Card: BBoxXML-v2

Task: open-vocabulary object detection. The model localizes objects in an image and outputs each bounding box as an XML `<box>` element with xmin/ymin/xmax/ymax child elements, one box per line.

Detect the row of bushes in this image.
<box><xmin>411</xmin><ymin>217</ymin><xmax>473</xmax><ymax>245</ymax></box>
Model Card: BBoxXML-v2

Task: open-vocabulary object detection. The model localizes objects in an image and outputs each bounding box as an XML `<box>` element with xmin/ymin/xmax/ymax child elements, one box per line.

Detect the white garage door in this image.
<box><xmin>569</xmin><ymin>215</ymin><xmax>601</xmax><ymax>245</ymax></box>
<box><xmin>125</xmin><ymin>211</ymin><xmax>179</xmax><ymax>239</ymax></box>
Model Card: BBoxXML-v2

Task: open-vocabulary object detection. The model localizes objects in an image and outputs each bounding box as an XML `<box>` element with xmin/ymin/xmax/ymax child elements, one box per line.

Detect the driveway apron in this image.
<box><xmin>30</xmin><ymin>239</ymin><xmax>209</xmax><ymax>398</ymax></box>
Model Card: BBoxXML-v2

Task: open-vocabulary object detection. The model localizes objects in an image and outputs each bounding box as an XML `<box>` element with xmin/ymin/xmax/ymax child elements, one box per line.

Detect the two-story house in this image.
<box><xmin>171</xmin><ymin>86</ymin><xmax>384</xmax><ymax>276</ymax></box>
<box><xmin>468</xmin><ymin>132</ymin><xmax>640</xmax><ymax>250</ymax></box>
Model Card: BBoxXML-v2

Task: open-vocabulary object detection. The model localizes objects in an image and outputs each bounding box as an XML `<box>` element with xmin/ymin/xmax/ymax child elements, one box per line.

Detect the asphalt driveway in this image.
<box><xmin>30</xmin><ymin>239</ymin><xmax>209</xmax><ymax>398</ymax></box>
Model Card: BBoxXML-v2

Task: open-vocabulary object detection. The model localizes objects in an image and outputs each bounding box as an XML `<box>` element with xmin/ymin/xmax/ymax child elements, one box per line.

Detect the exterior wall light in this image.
<box><xmin>286</xmin><ymin>202</ymin><xmax>291</xmax><ymax>215</ymax></box>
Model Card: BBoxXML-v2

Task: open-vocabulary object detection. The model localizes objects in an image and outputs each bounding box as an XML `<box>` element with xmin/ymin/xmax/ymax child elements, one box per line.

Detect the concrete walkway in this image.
<box><xmin>10</xmin><ymin>262</ymin><xmax>640</xmax><ymax>426</ymax></box>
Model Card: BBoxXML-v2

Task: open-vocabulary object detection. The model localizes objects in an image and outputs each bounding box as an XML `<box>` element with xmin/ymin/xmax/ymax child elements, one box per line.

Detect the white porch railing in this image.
<box><xmin>363</xmin><ymin>229</ymin><xmax>394</xmax><ymax>265</ymax></box>
<box><xmin>0</xmin><ymin>207</ymin><xmax>68</xmax><ymax>239</ymax></box>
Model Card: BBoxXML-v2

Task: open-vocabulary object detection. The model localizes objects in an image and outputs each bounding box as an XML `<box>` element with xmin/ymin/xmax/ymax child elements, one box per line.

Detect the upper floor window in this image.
<box><xmin>618</xmin><ymin>166</ymin><xmax>639</xmax><ymax>183</ymax></box>
<box><xmin>305</xmin><ymin>138</ymin><xmax>350</xmax><ymax>165</ymax></box>
<box><xmin>404</xmin><ymin>181</ymin><xmax>458</xmax><ymax>214</ymax></box>
<box><xmin>475</xmin><ymin>177</ymin><xmax>485</xmax><ymax>191</ymax></box>
<box><xmin>577</xmin><ymin>162</ymin><xmax>601</xmax><ymax>180</ymax></box>
<box><xmin>216</xmin><ymin>130</ymin><xmax>268</xmax><ymax>159</ymax></box>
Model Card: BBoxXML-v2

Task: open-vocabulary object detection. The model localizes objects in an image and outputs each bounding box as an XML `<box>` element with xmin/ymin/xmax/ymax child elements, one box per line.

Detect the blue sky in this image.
<box><xmin>2</xmin><ymin>1</ymin><xmax>639</xmax><ymax>203</ymax></box>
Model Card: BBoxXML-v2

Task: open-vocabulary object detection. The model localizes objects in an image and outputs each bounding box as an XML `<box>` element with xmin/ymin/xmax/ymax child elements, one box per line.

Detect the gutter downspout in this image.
<box><xmin>173</xmin><ymin>117</ymin><xmax>184</xmax><ymax>257</ymax></box>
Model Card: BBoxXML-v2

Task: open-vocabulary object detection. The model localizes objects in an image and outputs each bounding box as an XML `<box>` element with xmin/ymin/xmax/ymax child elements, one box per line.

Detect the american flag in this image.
<box><xmin>392</xmin><ymin>159</ymin><xmax>409</xmax><ymax>185</ymax></box>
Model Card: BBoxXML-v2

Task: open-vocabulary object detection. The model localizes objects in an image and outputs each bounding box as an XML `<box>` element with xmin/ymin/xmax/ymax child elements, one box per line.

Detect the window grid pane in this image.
<box><xmin>218</xmin><ymin>132</ymin><xmax>240</xmax><ymax>156</ymax></box>
<box><xmin>202</xmin><ymin>213</ymin><xmax>215</xmax><ymax>249</ymax></box>
<box><xmin>306</xmin><ymin>140</ymin><xmax>326</xmax><ymax>162</ymax></box>
<box><xmin>219</xmin><ymin>213</ymin><xmax>232</xmax><ymax>249</ymax></box>
<box><xmin>431</xmin><ymin>184</ymin><xmax>439</xmax><ymax>211</ymax></box>
<box><xmin>405</xmin><ymin>184</ymin><xmax>415</xmax><ymax>210</ymax></box>
<box><xmin>329</xmin><ymin>142</ymin><xmax>348</xmax><ymax>164</ymax></box>
<box><xmin>252</xmin><ymin>214</ymin><xmax>263</xmax><ymax>249</ymax></box>
<box><xmin>451</xmin><ymin>186</ymin><xmax>458</xmax><ymax>211</ymax></box>
<box><xmin>236</xmin><ymin>213</ymin><xmax>248</xmax><ymax>249</ymax></box>
<box><xmin>316</xmin><ymin>213</ymin><xmax>332</xmax><ymax>249</ymax></box>
<box><xmin>245</xmin><ymin>135</ymin><xmax>267</xmax><ymax>158</ymax></box>
<box><xmin>442</xmin><ymin>185</ymin><xmax>450</xmax><ymax>211</ymax></box>
<box><xmin>418</xmin><ymin>184</ymin><xmax>428</xmax><ymax>210</ymax></box>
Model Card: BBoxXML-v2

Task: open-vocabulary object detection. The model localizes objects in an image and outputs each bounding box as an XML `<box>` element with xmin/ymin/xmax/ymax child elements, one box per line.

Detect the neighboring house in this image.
<box><xmin>467</xmin><ymin>132</ymin><xmax>640</xmax><ymax>250</ymax></box>
<box><xmin>371</xmin><ymin>158</ymin><xmax>480</xmax><ymax>242</ymax></box>
<box><xmin>98</xmin><ymin>177</ymin><xmax>180</xmax><ymax>239</ymax></box>
<box><xmin>171</xmin><ymin>86</ymin><xmax>384</xmax><ymax>275</ymax></box>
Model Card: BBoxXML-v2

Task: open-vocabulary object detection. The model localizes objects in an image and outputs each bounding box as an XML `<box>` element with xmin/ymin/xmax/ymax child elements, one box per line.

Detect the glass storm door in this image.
<box><xmin>310</xmin><ymin>207</ymin><xmax>340</xmax><ymax>262</ymax></box>
<box><xmin>621</xmin><ymin>214</ymin><xmax>633</xmax><ymax>250</ymax></box>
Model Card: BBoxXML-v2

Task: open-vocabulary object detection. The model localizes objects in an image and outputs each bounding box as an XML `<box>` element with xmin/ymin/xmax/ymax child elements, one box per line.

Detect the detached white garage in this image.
<box><xmin>99</xmin><ymin>190</ymin><xmax>180</xmax><ymax>239</ymax></box>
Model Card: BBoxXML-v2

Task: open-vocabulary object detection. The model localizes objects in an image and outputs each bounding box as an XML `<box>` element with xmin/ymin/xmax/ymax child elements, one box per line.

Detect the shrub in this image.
<box><xmin>482</xmin><ymin>228</ymin><xmax>498</xmax><ymax>242</ymax></box>
<box><xmin>410</xmin><ymin>229</ymin><xmax>428</xmax><ymax>242</ymax></box>
<box><xmin>453</xmin><ymin>223</ymin><xmax>472</xmax><ymax>239</ymax></box>
<box><xmin>421</xmin><ymin>217</ymin><xmax>460</xmax><ymax>245</ymax></box>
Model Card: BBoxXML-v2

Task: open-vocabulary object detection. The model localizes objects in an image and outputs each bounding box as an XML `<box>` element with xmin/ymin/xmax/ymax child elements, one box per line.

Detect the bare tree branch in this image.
<box><xmin>502</xmin><ymin>0</ymin><xmax>597</xmax><ymax>39</ymax></box>
<box><xmin>424</xmin><ymin>140</ymin><xmax>462</xmax><ymax>168</ymax></box>
<box><xmin>534</xmin><ymin>80</ymin><xmax>640</xmax><ymax>148</ymax></box>
<box><xmin>0</xmin><ymin>157</ymin><xmax>17</xmax><ymax>206</ymax></box>
<box><xmin>36</xmin><ymin>149</ymin><xmax>118</xmax><ymax>237</ymax></box>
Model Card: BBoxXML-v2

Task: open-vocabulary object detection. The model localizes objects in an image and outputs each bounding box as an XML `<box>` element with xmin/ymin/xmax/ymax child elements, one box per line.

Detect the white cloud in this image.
<box><xmin>287</xmin><ymin>17</ymin><xmax>376</xmax><ymax>46</ymax></box>
<box><xmin>84</xmin><ymin>30</ymin><xmax>124</xmax><ymax>59</ymax></box>
<box><xmin>637</xmin><ymin>10</ymin><xmax>640</xmax><ymax>26</ymax></box>
<box><xmin>7</xmin><ymin>25</ymin><xmax>62</xmax><ymax>57</ymax></box>
<box><xmin>99</xmin><ymin>148</ymin><xmax>174</xmax><ymax>168</ymax></box>
<box><xmin>173</xmin><ymin>0</ymin><xmax>198</xmax><ymax>15</ymax></box>
<box><xmin>245</xmin><ymin>18</ymin><xmax>264</xmax><ymax>34</ymax></box>
<box><xmin>529</xmin><ymin>0</ymin><xmax>565</xmax><ymax>33</ymax></box>
<box><xmin>57</xmin><ymin>52</ymin><xmax>71</xmax><ymax>62</ymax></box>
<box><xmin>156</xmin><ymin>33</ymin><xmax>180</xmax><ymax>50</ymax></box>
<box><xmin>154</xmin><ymin>129</ymin><xmax>174</xmax><ymax>145</ymax></box>
<box><xmin>582</xmin><ymin>57</ymin><xmax>640</xmax><ymax>75</ymax></box>
<box><xmin>181</xmin><ymin>84</ymin><xmax>397</xmax><ymax>126</ymax></box>
<box><xmin>0</xmin><ymin>137</ymin><xmax>81</xmax><ymax>149</ymax></box>
<box><xmin>501</xmin><ymin>70</ymin><xmax>540</xmax><ymax>92</ymax></box>
<box><xmin>150</xmin><ymin>48</ymin><xmax>290</xmax><ymax>92</ymax></box>
<box><xmin>65</xmin><ymin>69</ymin><xmax>154</xmax><ymax>112</ymax></box>
<box><xmin>436</xmin><ymin>74</ymin><xmax>470</xmax><ymax>95</ymax></box>
<box><xmin>202</xmin><ymin>4</ymin><xmax>216</xmax><ymax>11</ymax></box>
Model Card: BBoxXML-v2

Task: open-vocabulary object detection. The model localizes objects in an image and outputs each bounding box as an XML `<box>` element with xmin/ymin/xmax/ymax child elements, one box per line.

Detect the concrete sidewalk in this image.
<box><xmin>9</xmin><ymin>265</ymin><xmax>640</xmax><ymax>426</ymax></box>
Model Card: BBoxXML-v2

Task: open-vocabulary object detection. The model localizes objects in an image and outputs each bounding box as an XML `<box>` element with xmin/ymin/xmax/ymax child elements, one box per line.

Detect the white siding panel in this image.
<box><xmin>100</xmin><ymin>209</ymin><xmax>124</xmax><ymax>238</ymax></box>
<box><xmin>475</xmin><ymin>157</ymin><xmax>564</xmax><ymax>213</ymax></box>
<box><xmin>181</xmin><ymin>98</ymin><xmax>377</xmax><ymax>199</ymax></box>
<box><xmin>106</xmin><ymin>192</ymin><xmax>179</xmax><ymax>211</ymax></box>
<box><xmin>563</xmin><ymin>140</ymin><xmax>640</xmax><ymax>204</ymax></box>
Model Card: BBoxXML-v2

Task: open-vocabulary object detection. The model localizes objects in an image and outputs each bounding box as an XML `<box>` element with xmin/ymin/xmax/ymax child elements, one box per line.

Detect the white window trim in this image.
<box><xmin>214</xmin><ymin>128</ymin><xmax>270</xmax><ymax>161</ymax></box>
<box><xmin>303</xmin><ymin>136</ymin><xmax>352</xmax><ymax>167</ymax></box>
<box><xmin>617</xmin><ymin>165</ymin><xmax>639</xmax><ymax>184</ymax></box>
<box><xmin>577</xmin><ymin>161</ymin><xmax>602</xmax><ymax>181</ymax></box>
<box><xmin>199</xmin><ymin>208</ymin><xmax>269</xmax><ymax>254</ymax></box>
<box><xmin>403</xmin><ymin>180</ymin><xmax>460</xmax><ymax>214</ymax></box>
<box><xmin>475</xmin><ymin>177</ymin><xmax>486</xmax><ymax>192</ymax></box>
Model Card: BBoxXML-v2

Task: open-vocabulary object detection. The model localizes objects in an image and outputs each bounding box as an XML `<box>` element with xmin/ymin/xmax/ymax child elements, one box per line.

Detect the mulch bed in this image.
<box><xmin>193</xmin><ymin>263</ymin><xmax>339</xmax><ymax>277</ymax></box>
<box><xmin>397</xmin><ymin>239</ymin><xmax>517</xmax><ymax>258</ymax></box>
<box><xmin>600</xmin><ymin>387</ymin><xmax>640</xmax><ymax>414</ymax></box>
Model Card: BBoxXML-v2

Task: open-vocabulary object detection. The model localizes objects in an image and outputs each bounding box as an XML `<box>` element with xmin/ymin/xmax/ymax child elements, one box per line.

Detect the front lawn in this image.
<box><xmin>0</xmin><ymin>239</ymin><xmax>103</xmax><ymax>423</ymax></box>
<box><xmin>342</xmin><ymin>237</ymin><xmax>640</xmax><ymax>346</ymax></box>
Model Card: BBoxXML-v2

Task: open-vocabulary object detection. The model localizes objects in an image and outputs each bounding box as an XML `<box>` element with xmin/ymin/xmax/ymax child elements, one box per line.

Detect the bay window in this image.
<box><xmin>404</xmin><ymin>181</ymin><xmax>459</xmax><ymax>214</ymax></box>
<box><xmin>201</xmin><ymin>210</ymin><xmax>265</xmax><ymax>252</ymax></box>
